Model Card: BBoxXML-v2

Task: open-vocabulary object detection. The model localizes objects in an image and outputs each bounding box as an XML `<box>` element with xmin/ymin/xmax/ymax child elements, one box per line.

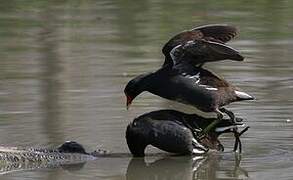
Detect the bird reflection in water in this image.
<box><xmin>126</xmin><ymin>153</ymin><xmax>248</xmax><ymax>180</ymax></box>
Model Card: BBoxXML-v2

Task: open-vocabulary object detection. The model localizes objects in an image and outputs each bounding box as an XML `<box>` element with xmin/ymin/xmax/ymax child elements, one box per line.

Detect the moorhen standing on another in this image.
<box><xmin>124</xmin><ymin>62</ymin><xmax>254</xmax><ymax>134</ymax></box>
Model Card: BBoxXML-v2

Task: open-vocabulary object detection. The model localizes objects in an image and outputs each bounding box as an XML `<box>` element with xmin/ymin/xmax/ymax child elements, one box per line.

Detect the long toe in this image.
<box><xmin>235</xmin><ymin>117</ymin><xmax>243</xmax><ymax>122</ymax></box>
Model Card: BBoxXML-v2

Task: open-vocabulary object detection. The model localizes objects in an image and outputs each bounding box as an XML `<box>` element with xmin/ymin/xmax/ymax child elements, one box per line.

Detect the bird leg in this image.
<box><xmin>197</xmin><ymin>63</ymin><xmax>204</xmax><ymax>68</ymax></box>
<box><xmin>181</xmin><ymin>117</ymin><xmax>202</xmax><ymax>139</ymax></box>
<box><xmin>233</xmin><ymin>153</ymin><xmax>249</xmax><ymax>178</ymax></box>
<box><xmin>218</xmin><ymin>108</ymin><xmax>249</xmax><ymax>152</ymax></box>
<box><xmin>199</xmin><ymin>109</ymin><xmax>224</xmax><ymax>139</ymax></box>
<box><xmin>219</xmin><ymin>108</ymin><xmax>244</xmax><ymax>123</ymax></box>
<box><xmin>219</xmin><ymin>107</ymin><xmax>235</xmax><ymax>122</ymax></box>
<box><xmin>233</xmin><ymin>128</ymin><xmax>240</xmax><ymax>152</ymax></box>
<box><xmin>233</xmin><ymin>126</ymin><xmax>249</xmax><ymax>153</ymax></box>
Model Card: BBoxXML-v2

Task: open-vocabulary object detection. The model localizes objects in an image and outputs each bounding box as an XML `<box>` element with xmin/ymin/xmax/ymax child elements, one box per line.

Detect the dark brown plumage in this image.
<box><xmin>124</xmin><ymin>62</ymin><xmax>254</xmax><ymax>121</ymax></box>
<box><xmin>162</xmin><ymin>24</ymin><xmax>242</xmax><ymax>67</ymax></box>
<box><xmin>169</xmin><ymin>40</ymin><xmax>243</xmax><ymax>67</ymax></box>
<box><xmin>124</xmin><ymin>24</ymin><xmax>252</xmax><ymax>142</ymax></box>
<box><xmin>126</xmin><ymin>109</ymin><xmax>245</xmax><ymax>157</ymax></box>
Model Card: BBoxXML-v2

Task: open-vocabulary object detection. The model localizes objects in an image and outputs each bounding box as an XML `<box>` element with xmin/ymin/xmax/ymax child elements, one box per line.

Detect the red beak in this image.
<box><xmin>126</xmin><ymin>95</ymin><xmax>133</xmax><ymax>110</ymax></box>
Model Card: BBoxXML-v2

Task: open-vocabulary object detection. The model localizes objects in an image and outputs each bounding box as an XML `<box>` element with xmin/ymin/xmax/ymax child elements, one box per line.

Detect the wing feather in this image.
<box><xmin>162</xmin><ymin>24</ymin><xmax>238</xmax><ymax>66</ymax></box>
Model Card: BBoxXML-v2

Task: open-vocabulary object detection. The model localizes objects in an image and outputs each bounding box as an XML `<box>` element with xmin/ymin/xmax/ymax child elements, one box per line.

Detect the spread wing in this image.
<box><xmin>162</xmin><ymin>24</ymin><xmax>239</xmax><ymax>66</ymax></box>
<box><xmin>191</xmin><ymin>24</ymin><xmax>238</xmax><ymax>43</ymax></box>
<box><xmin>170</xmin><ymin>40</ymin><xmax>243</xmax><ymax>66</ymax></box>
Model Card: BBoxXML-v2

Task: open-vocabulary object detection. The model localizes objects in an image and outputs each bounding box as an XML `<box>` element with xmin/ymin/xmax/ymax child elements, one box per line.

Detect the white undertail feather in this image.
<box><xmin>235</xmin><ymin>90</ymin><xmax>254</xmax><ymax>100</ymax></box>
<box><xmin>205</xmin><ymin>87</ymin><xmax>218</xmax><ymax>91</ymax></box>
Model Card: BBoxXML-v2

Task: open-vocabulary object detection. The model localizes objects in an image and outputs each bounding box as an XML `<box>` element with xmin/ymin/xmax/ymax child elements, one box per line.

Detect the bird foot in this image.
<box><xmin>233</xmin><ymin>126</ymin><xmax>250</xmax><ymax>153</ymax></box>
<box><xmin>235</xmin><ymin>117</ymin><xmax>243</xmax><ymax>122</ymax></box>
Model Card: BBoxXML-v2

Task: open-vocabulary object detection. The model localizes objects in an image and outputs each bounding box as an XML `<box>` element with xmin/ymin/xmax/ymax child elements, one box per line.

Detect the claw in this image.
<box><xmin>235</xmin><ymin>117</ymin><xmax>243</xmax><ymax>122</ymax></box>
<box><xmin>239</xmin><ymin>126</ymin><xmax>250</xmax><ymax>136</ymax></box>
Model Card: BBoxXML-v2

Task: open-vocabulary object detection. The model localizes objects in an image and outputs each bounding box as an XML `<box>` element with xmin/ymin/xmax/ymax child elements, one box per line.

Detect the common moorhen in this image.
<box><xmin>126</xmin><ymin>109</ymin><xmax>246</xmax><ymax>157</ymax></box>
<box><xmin>124</xmin><ymin>62</ymin><xmax>254</xmax><ymax>125</ymax></box>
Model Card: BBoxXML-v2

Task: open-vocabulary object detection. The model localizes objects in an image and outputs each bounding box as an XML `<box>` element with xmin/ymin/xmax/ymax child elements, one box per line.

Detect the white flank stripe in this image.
<box><xmin>187</xmin><ymin>73</ymin><xmax>200</xmax><ymax>79</ymax></box>
<box><xmin>199</xmin><ymin>84</ymin><xmax>218</xmax><ymax>91</ymax></box>
<box><xmin>206</xmin><ymin>87</ymin><xmax>218</xmax><ymax>91</ymax></box>
<box><xmin>186</xmin><ymin>40</ymin><xmax>194</xmax><ymax>44</ymax></box>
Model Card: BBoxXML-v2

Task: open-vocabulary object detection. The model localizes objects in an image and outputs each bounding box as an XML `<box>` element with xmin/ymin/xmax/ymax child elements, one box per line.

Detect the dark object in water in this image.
<box><xmin>124</xmin><ymin>64</ymin><xmax>254</xmax><ymax>128</ymax></box>
<box><xmin>126</xmin><ymin>110</ymin><xmax>248</xmax><ymax>157</ymax></box>
<box><xmin>57</xmin><ymin>141</ymin><xmax>87</xmax><ymax>154</ymax></box>
<box><xmin>124</xmin><ymin>24</ymin><xmax>253</xmax><ymax>144</ymax></box>
<box><xmin>0</xmin><ymin>141</ymin><xmax>95</xmax><ymax>175</ymax></box>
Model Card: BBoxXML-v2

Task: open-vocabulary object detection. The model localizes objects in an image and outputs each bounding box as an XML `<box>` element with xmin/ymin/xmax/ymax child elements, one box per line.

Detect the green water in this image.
<box><xmin>0</xmin><ymin>0</ymin><xmax>293</xmax><ymax>179</ymax></box>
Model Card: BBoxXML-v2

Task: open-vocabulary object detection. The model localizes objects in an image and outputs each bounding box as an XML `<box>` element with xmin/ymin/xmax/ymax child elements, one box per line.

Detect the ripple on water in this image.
<box><xmin>243</xmin><ymin>141</ymin><xmax>293</xmax><ymax>172</ymax></box>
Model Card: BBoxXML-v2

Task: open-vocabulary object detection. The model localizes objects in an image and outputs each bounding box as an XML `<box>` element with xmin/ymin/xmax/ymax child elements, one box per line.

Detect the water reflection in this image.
<box><xmin>38</xmin><ymin>2</ymin><xmax>64</xmax><ymax>145</ymax></box>
<box><xmin>60</xmin><ymin>162</ymin><xmax>86</xmax><ymax>172</ymax></box>
<box><xmin>0</xmin><ymin>159</ymin><xmax>86</xmax><ymax>176</ymax></box>
<box><xmin>0</xmin><ymin>151</ymin><xmax>248</xmax><ymax>180</ymax></box>
<box><xmin>38</xmin><ymin>4</ymin><xmax>64</xmax><ymax>180</ymax></box>
<box><xmin>126</xmin><ymin>153</ymin><xmax>248</xmax><ymax>180</ymax></box>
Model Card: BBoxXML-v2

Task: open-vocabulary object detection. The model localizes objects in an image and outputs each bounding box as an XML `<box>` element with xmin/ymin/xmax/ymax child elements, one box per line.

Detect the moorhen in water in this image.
<box><xmin>124</xmin><ymin>62</ymin><xmax>254</xmax><ymax>132</ymax></box>
<box><xmin>124</xmin><ymin>24</ymin><xmax>253</xmax><ymax>154</ymax></box>
<box><xmin>125</xmin><ymin>24</ymin><xmax>253</xmax><ymax>135</ymax></box>
<box><xmin>162</xmin><ymin>24</ymin><xmax>242</xmax><ymax>67</ymax></box>
<box><xmin>126</xmin><ymin>110</ymin><xmax>247</xmax><ymax>157</ymax></box>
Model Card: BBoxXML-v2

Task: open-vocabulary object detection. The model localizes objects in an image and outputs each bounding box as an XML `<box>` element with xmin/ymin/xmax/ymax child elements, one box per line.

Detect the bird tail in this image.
<box><xmin>235</xmin><ymin>90</ymin><xmax>255</xmax><ymax>101</ymax></box>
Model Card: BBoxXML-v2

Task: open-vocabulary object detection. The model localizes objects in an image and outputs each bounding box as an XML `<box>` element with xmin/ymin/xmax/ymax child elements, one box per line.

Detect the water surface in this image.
<box><xmin>0</xmin><ymin>1</ymin><xmax>293</xmax><ymax>179</ymax></box>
